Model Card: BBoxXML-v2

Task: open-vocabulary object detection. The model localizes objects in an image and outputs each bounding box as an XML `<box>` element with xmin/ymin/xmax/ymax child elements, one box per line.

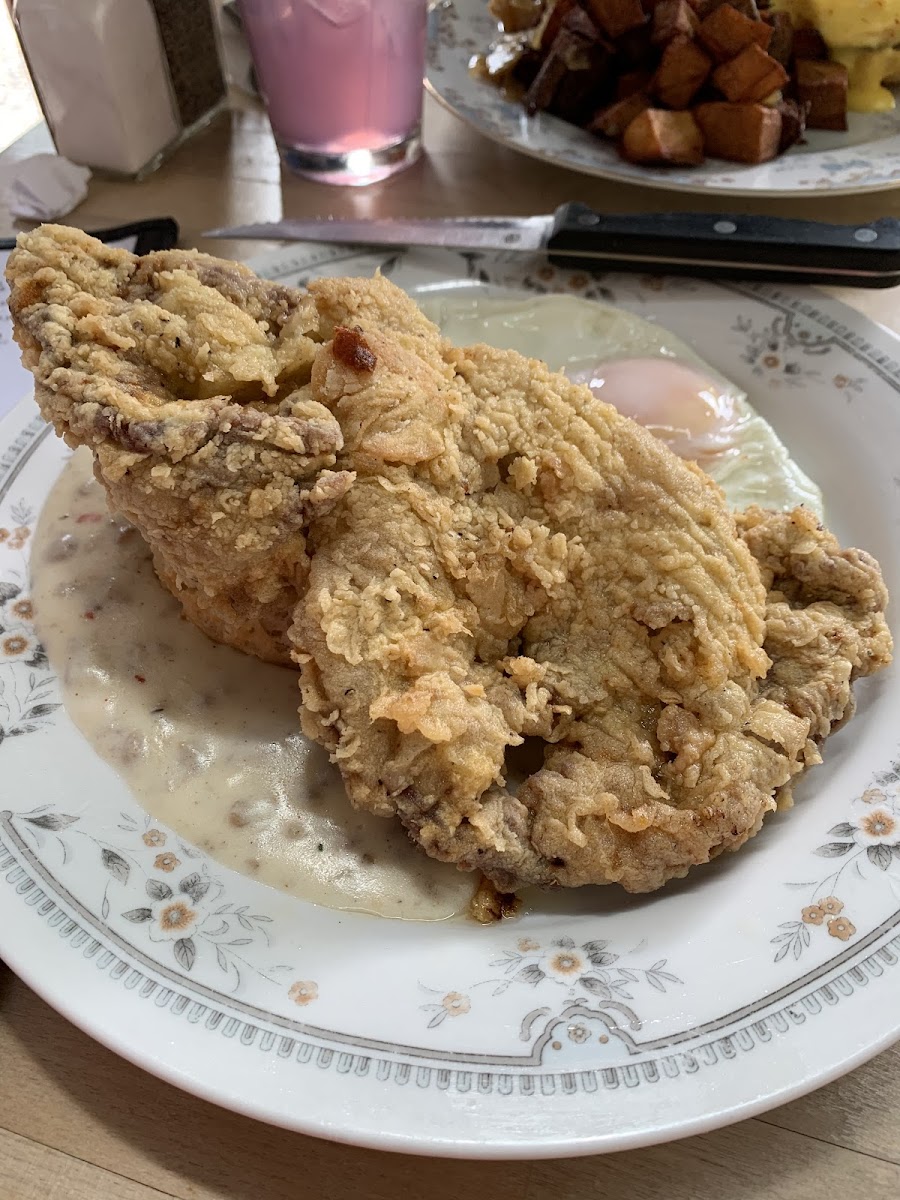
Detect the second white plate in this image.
<box><xmin>426</xmin><ymin>0</ymin><xmax>900</xmax><ymax>196</ymax></box>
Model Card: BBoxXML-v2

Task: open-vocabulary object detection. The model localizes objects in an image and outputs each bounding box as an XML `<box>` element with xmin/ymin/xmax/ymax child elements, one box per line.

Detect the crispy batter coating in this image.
<box><xmin>290</xmin><ymin>276</ymin><xmax>892</xmax><ymax>892</ymax></box>
<box><xmin>7</xmin><ymin>225</ymin><xmax>353</xmax><ymax>664</ymax></box>
<box><xmin>737</xmin><ymin>506</ymin><xmax>892</xmax><ymax>746</ymax></box>
<box><xmin>8</xmin><ymin>231</ymin><xmax>892</xmax><ymax>892</ymax></box>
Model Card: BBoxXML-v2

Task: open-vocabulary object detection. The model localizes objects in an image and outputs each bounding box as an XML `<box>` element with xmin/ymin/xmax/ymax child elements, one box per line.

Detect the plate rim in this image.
<box><xmin>425</xmin><ymin>80</ymin><xmax>900</xmax><ymax>200</ymax></box>
<box><xmin>2</xmin><ymin>822</ymin><xmax>899</xmax><ymax>1161</ymax></box>
<box><xmin>2</xmin><ymin>256</ymin><xmax>900</xmax><ymax>1157</ymax></box>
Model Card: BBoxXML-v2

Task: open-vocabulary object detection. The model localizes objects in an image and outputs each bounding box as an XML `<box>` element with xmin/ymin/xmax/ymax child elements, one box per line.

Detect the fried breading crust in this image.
<box><xmin>9</xmin><ymin>231</ymin><xmax>892</xmax><ymax>893</ymax></box>
<box><xmin>290</xmin><ymin>276</ymin><xmax>891</xmax><ymax>892</ymax></box>
<box><xmin>737</xmin><ymin>505</ymin><xmax>892</xmax><ymax>747</ymax></box>
<box><xmin>7</xmin><ymin>225</ymin><xmax>353</xmax><ymax>664</ymax></box>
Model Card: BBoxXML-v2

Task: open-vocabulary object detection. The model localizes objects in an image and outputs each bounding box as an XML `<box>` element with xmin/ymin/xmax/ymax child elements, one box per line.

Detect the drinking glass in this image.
<box><xmin>239</xmin><ymin>0</ymin><xmax>428</xmax><ymax>185</ymax></box>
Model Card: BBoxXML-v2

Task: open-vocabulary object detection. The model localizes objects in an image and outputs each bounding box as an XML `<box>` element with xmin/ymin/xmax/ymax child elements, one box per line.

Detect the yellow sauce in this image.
<box><xmin>771</xmin><ymin>0</ymin><xmax>900</xmax><ymax>50</ymax></box>
<box><xmin>771</xmin><ymin>0</ymin><xmax>900</xmax><ymax>110</ymax></box>
<box><xmin>832</xmin><ymin>46</ymin><xmax>900</xmax><ymax>111</ymax></box>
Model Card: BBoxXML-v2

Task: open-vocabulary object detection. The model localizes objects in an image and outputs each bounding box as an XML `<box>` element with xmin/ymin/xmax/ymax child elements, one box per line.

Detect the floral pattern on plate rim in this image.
<box><xmin>0</xmin><ymin>511</ymin><xmax>56</xmax><ymax>743</ymax></box>
<box><xmin>421</xmin><ymin>936</ymin><xmax>682</xmax><ymax>1063</ymax></box>
<box><xmin>773</xmin><ymin>769</ymin><xmax>900</xmax><ymax>962</ymax></box>
<box><xmin>11</xmin><ymin>803</ymin><xmax>315</xmax><ymax>1002</ymax></box>
<box><xmin>1</xmin><ymin>257</ymin><xmax>899</xmax><ymax>1114</ymax></box>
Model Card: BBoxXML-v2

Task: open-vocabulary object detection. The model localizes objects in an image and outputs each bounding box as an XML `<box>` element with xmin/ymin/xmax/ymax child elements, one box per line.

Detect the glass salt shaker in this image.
<box><xmin>11</xmin><ymin>0</ymin><xmax>227</xmax><ymax>179</ymax></box>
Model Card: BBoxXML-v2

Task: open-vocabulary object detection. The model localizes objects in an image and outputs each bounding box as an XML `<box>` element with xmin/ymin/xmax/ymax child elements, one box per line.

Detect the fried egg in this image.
<box><xmin>419</xmin><ymin>292</ymin><xmax>823</xmax><ymax>517</ymax></box>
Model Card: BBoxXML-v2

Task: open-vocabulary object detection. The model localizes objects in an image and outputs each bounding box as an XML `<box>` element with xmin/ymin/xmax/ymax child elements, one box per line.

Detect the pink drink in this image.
<box><xmin>239</xmin><ymin>0</ymin><xmax>427</xmax><ymax>184</ymax></box>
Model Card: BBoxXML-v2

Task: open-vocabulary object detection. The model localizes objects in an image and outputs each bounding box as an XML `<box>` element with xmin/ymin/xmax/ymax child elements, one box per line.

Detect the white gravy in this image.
<box><xmin>32</xmin><ymin>449</ymin><xmax>475</xmax><ymax>921</ymax></box>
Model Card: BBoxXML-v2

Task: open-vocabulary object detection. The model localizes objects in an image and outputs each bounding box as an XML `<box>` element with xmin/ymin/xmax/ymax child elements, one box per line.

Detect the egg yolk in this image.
<box><xmin>567</xmin><ymin>357</ymin><xmax>741</xmax><ymax>464</ymax></box>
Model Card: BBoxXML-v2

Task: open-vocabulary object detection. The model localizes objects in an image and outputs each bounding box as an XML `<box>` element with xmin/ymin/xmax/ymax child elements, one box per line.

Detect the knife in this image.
<box><xmin>204</xmin><ymin>203</ymin><xmax>900</xmax><ymax>288</ymax></box>
<box><xmin>0</xmin><ymin>217</ymin><xmax>179</xmax><ymax>254</ymax></box>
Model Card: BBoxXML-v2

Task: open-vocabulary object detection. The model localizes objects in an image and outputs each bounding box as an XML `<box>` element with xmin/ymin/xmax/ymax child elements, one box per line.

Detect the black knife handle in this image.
<box><xmin>547</xmin><ymin>203</ymin><xmax>900</xmax><ymax>288</ymax></box>
<box><xmin>0</xmin><ymin>217</ymin><xmax>179</xmax><ymax>254</ymax></box>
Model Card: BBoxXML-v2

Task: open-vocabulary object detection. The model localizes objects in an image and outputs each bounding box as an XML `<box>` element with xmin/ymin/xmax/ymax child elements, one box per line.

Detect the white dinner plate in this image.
<box><xmin>0</xmin><ymin>242</ymin><xmax>899</xmax><ymax>1159</ymax></box>
<box><xmin>426</xmin><ymin>0</ymin><xmax>900</xmax><ymax>196</ymax></box>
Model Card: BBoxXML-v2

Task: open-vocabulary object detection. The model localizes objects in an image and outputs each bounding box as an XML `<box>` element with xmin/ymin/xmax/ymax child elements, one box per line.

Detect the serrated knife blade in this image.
<box><xmin>203</xmin><ymin>203</ymin><xmax>900</xmax><ymax>288</ymax></box>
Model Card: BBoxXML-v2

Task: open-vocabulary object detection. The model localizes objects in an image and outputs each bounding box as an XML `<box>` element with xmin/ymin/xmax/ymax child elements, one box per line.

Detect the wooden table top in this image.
<box><xmin>1</xmin><ymin>89</ymin><xmax>900</xmax><ymax>1199</ymax></box>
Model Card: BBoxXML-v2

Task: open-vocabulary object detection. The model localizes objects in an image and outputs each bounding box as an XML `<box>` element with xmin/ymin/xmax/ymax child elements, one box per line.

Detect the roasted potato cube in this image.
<box><xmin>616</xmin><ymin>20</ymin><xmax>654</xmax><ymax>66</ymax></box>
<box><xmin>698</xmin><ymin>4</ymin><xmax>771</xmax><ymax>61</ymax></box>
<box><xmin>524</xmin><ymin>23</ymin><xmax>615</xmax><ymax>121</ymax></box>
<box><xmin>562</xmin><ymin>6</ymin><xmax>609</xmax><ymax>39</ymax></box>
<box><xmin>791</xmin><ymin>26</ymin><xmax>828</xmax><ymax>62</ymax></box>
<box><xmin>590</xmin><ymin>90</ymin><xmax>652</xmax><ymax>134</ymax></box>
<box><xmin>653</xmin><ymin>35</ymin><xmax>712</xmax><ymax>107</ymax></box>
<box><xmin>554</xmin><ymin>48</ymin><xmax>616</xmax><ymax>120</ymax></box>
<box><xmin>617</xmin><ymin>67</ymin><xmax>654</xmax><ymax>96</ymax></box>
<box><xmin>776</xmin><ymin>97</ymin><xmax>809</xmax><ymax>151</ymax></box>
<box><xmin>712</xmin><ymin>42</ymin><xmax>788</xmax><ymax>102</ymax></box>
<box><xmin>694</xmin><ymin>100</ymin><xmax>781</xmax><ymax>161</ymax></box>
<box><xmin>692</xmin><ymin>0</ymin><xmax>759</xmax><ymax>17</ymax></box>
<box><xmin>581</xmin><ymin>0</ymin><xmax>646</xmax><ymax>38</ymax></box>
<box><xmin>526</xmin><ymin>12</ymin><xmax>607</xmax><ymax>114</ymax></box>
<box><xmin>512</xmin><ymin>46</ymin><xmax>544</xmax><ymax>88</ymax></box>
<box><xmin>764</xmin><ymin>11</ymin><xmax>794</xmax><ymax>66</ymax></box>
<box><xmin>621</xmin><ymin>107</ymin><xmax>704</xmax><ymax>163</ymax></box>
<box><xmin>524</xmin><ymin>35</ymin><xmax>573</xmax><ymax>111</ymax></box>
<box><xmin>489</xmin><ymin>0</ymin><xmax>545</xmax><ymax>32</ymax></box>
<box><xmin>651</xmin><ymin>0</ymin><xmax>699</xmax><ymax>45</ymax></box>
<box><xmin>795</xmin><ymin>59</ymin><xmax>849</xmax><ymax>131</ymax></box>
<box><xmin>531</xmin><ymin>0</ymin><xmax>577</xmax><ymax>50</ymax></box>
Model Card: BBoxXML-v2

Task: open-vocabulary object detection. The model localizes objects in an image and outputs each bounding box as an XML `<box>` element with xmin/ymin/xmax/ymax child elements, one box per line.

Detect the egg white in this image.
<box><xmin>419</xmin><ymin>292</ymin><xmax>824</xmax><ymax>519</ymax></box>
